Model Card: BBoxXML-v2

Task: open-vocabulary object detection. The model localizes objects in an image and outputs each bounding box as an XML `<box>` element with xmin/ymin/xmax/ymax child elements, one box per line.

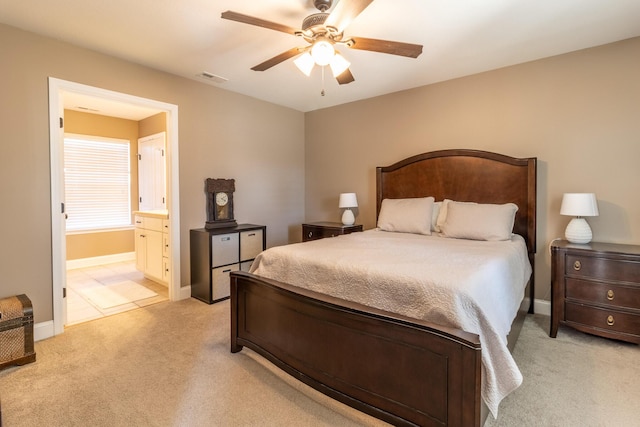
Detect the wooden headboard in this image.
<box><xmin>376</xmin><ymin>149</ymin><xmax>537</xmax><ymax>254</ymax></box>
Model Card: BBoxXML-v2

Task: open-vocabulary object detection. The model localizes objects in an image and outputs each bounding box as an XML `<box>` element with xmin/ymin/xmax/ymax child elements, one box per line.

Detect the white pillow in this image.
<box><xmin>439</xmin><ymin>201</ymin><xmax>518</xmax><ymax>241</ymax></box>
<box><xmin>435</xmin><ymin>199</ymin><xmax>474</xmax><ymax>232</ymax></box>
<box><xmin>377</xmin><ymin>197</ymin><xmax>435</xmax><ymax>235</ymax></box>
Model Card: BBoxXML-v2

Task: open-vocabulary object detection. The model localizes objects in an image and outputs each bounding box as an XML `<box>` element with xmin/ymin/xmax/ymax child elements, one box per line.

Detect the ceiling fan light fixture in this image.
<box><xmin>311</xmin><ymin>39</ymin><xmax>335</xmax><ymax>66</ymax></box>
<box><xmin>329</xmin><ymin>52</ymin><xmax>350</xmax><ymax>77</ymax></box>
<box><xmin>293</xmin><ymin>52</ymin><xmax>315</xmax><ymax>76</ymax></box>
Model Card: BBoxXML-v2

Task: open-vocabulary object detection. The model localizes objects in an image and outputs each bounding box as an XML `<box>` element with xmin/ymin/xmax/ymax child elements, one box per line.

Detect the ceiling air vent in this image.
<box><xmin>197</xmin><ymin>72</ymin><xmax>228</xmax><ymax>84</ymax></box>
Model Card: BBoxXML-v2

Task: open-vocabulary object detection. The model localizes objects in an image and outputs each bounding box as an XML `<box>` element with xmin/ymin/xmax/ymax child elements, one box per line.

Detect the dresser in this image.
<box><xmin>190</xmin><ymin>224</ymin><xmax>266</xmax><ymax>304</ymax></box>
<box><xmin>302</xmin><ymin>222</ymin><xmax>363</xmax><ymax>242</ymax></box>
<box><xmin>550</xmin><ymin>240</ymin><xmax>640</xmax><ymax>344</ymax></box>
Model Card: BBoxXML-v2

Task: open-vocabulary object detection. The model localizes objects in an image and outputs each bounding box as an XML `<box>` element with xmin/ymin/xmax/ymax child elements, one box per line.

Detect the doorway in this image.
<box><xmin>48</xmin><ymin>78</ymin><xmax>182</xmax><ymax>335</ymax></box>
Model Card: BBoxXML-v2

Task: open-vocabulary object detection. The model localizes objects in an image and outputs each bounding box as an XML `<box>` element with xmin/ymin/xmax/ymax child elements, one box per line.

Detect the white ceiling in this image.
<box><xmin>2</xmin><ymin>0</ymin><xmax>640</xmax><ymax>113</ymax></box>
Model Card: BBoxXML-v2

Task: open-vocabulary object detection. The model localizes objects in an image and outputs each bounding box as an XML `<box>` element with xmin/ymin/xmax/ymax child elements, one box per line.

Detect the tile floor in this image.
<box><xmin>65</xmin><ymin>260</ymin><xmax>168</xmax><ymax>326</ymax></box>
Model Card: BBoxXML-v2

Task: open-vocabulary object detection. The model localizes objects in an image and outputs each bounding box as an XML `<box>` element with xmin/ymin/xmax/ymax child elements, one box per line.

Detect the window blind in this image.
<box><xmin>64</xmin><ymin>135</ymin><xmax>131</xmax><ymax>231</ymax></box>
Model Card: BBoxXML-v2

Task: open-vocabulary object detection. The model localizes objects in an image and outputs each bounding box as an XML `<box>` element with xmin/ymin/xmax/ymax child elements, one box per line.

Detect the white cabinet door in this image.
<box><xmin>135</xmin><ymin>228</ymin><xmax>146</xmax><ymax>272</ymax></box>
<box><xmin>138</xmin><ymin>132</ymin><xmax>166</xmax><ymax>211</ymax></box>
<box><xmin>145</xmin><ymin>229</ymin><xmax>164</xmax><ymax>281</ymax></box>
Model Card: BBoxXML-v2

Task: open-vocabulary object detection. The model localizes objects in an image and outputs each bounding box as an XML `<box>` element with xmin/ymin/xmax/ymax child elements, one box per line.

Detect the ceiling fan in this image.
<box><xmin>221</xmin><ymin>0</ymin><xmax>423</xmax><ymax>86</ymax></box>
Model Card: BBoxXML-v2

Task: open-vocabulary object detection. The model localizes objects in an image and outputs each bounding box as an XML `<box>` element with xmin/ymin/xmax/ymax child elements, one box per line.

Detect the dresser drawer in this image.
<box><xmin>303</xmin><ymin>225</ymin><xmax>334</xmax><ymax>241</ymax></box>
<box><xmin>566</xmin><ymin>254</ymin><xmax>640</xmax><ymax>283</ymax></box>
<box><xmin>565</xmin><ymin>302</ymin><xmax>640</xmax><ymax>339</ymax></box>
<box><xmin>302</xmin><ymin>223</ymin><xmax>363</xmax><ymax>242</ymax></box>
<box><xmin>566</xmin><ymin>278</ymin><xmax>640</xmax><ymax>310</ymax></box>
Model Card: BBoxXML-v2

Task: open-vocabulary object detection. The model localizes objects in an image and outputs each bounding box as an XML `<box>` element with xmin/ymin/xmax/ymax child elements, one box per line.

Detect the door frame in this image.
<box><xmin>48</xmin><ymin>77</ymin><xmax>183</xmax><ymax>335</ymax></box>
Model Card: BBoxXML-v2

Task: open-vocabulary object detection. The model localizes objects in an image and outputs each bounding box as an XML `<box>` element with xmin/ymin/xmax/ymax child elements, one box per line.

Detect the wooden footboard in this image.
<box><xmin>230</xmin><ymin>271</ymin><xmax>482</xmax><ymax>427</ymax></box>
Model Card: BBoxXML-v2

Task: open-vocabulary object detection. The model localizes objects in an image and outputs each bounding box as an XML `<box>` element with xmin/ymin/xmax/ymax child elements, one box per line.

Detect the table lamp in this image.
<box><xmin>560</xmin><ymin>193</ymin><xmax>599</xmax><ymax>244</ymax></box>
<box><xmin>339</xmin><ymin>193</ymin><xmax>358</xmax><ymax>226</ymax></box>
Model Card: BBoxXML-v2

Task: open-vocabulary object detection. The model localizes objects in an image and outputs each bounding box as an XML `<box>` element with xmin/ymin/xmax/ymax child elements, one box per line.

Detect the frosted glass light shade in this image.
<box><xmin>311</xmin><ymin>39</ymin><xmax>334</xmax><ymax>66</ymax></box>
<box><xmin>560</xmin><ymin>193</ymin><xmax>599</xmax><ymax>244</ymax></box>
<box><xmin>294</xmin><ymin>52</ymin><xmax>315</xmax><ymax>76</ymax></box>
<box><xmin>329</xmin><ymin>53</ymin><xmax>350</xmax><ymax>77</ymax></box>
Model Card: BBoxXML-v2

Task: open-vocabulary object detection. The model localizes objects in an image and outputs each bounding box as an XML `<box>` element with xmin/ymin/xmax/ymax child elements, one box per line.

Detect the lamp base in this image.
<box><xmin>342</xmin><ymin>209</ymin><xmax>355</xmax><ymax>226</ymax></box>
<box><xmin>565</xmin><ymin>217</ymin><xmax>593</xmax><ymax>244</ymax></box>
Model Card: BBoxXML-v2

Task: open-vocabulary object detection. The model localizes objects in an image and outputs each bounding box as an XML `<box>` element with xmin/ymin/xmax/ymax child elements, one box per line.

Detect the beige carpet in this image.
<box><xmin>1</xmin><ymin>299</ymin><xmax>639</xmax><ymax>426</ymax></box>
<box><xmin>79</xmin><ymin>281</ymin><xmax>157</xmax><ymax>309</ymax></box>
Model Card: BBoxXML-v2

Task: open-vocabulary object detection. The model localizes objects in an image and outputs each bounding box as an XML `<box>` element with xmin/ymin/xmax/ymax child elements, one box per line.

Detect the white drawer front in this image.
<box><xmin>212</xmin><ymin>264</ymin><xmax>238</xmax><ymax>300</ymax></box>
<box><xmin>240</xmin><ymin>229</ymin><xmax>263</xmax><ymax>261</ymax></box>
<box><xmin>211</xmin><ymin>233</ymin><xmax>239</xmax><ymax>267</ymax></box>
<box><xmin>144</xmin><ymin>217</ymin><xmax>163</xmax><ymax>232</ymax></box>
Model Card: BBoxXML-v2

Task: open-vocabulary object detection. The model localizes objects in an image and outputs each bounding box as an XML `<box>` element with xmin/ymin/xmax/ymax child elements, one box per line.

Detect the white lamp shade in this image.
<box><xmin>560</xmin><ymin>193</ymin><xmax>599</xmax><ymax>217</ymax></box>
<box><xmin>339</xmin><ymin>193</ymin><xmax>358</xmax><ymax>208</ymax></box>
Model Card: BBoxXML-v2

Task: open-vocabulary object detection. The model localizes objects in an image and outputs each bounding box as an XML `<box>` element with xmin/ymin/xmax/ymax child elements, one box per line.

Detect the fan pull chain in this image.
<box><xmin>321</xmin><ymin>66</ymin><xmax>325</xmax><ymax>96</ymax></box>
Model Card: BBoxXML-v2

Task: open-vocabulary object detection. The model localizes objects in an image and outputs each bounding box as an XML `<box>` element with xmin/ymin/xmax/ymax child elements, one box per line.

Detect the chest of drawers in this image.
<box><xmin>550</xmin><ymin>240</ymin><xmax>640</xmax><ymax>344</ymax></box>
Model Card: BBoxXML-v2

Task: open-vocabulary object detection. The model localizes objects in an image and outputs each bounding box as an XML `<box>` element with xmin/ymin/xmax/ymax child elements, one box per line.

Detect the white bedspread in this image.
<box><xmin>249</xmin><ymin>229</ymin><xmax>532</xmax><ymax>417</ymax></box>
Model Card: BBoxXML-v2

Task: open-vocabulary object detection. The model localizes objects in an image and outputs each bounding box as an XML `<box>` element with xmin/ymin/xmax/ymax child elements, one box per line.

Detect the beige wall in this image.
<box><xmin>64</xmin><ymin>109</ymin><xmax>139</xmax><ymax>260</ymax></box>
<box><xmin>139</xmin><ymin>112</ymin><xmax>166</xmax><ymax>138</ymax></box>
<box><xmin>0</xmin><ymin>23</ymin><xmax>304</xmax><ymax>322</ymax></box>
<box><xmin>305</xmin><ymin>37</ymin><xmax>640</xmax><ymax>302</ymax></box>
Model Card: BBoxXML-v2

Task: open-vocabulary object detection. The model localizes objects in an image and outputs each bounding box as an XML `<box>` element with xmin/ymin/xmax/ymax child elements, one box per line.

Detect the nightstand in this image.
<box><xmin>550</xmin><ymin>240</ymin><xmax>640</xmax><ymax>344</ymax></box>
<box><xmin>302</xmin><ymin>222</ymin><xmax>363</xmax><ymax>242</ymax></box>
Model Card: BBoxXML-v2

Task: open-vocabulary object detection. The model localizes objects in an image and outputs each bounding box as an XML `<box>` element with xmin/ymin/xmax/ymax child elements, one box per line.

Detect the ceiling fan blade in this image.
<box><xmin>324</xmin><ymin>0</ymin><xmax>374</xmax><ymax>33</ymax></box>
<box><xmin>251</xmin><ymin>47</ymin><xmax>305</xmax><ymax>71</ymax></box>
<box><xmin>349</xmin><ymin>36</ymin><xmax>423</xmax><ymax>58</ymax></box>
<box><xmin>335</xmin><ymin>68</ymin><xmax>355</xmax><ymax>85</ymax></box>
<box><xmin>221</xmin><ymin>11</ymin><xmax>298</xmax><ymax>35</ymax></box>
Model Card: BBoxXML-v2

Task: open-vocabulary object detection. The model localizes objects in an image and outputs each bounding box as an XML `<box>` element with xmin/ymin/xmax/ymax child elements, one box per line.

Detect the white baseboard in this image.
<box><xmin>66</xmin><ymin>252</ymin><xmax>135</xmax><ymax>270</ymax></box>
<box><xmin>34</xmin><ymin>320</ymin><xmax>55</xmax><ymax>342</ymax></box>
<box><xmin>178</xmin><ymin>285</ymin><xmax>192</xmax><ymax>300</ymax></box>
<box><xmin>534</xmin><ymin>299</ymin><xmax>551</xmax><ymax>316</ymax></box>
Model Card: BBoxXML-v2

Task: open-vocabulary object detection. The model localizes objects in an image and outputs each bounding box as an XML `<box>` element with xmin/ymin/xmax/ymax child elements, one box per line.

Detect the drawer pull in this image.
<box><xmin>248</xmin><ymin>233</ymin><xmax>256</xmax><ymax>237</ymax></box>
<box><xmin>606</xmin><ymin>290</ymin><xmax>614</xmax><ymax>301</ymax></box>
<box><xmin>606</xmin><ymin>315</ymin><xmax>615</xmax><ymax>326</ymax></box>
<box><xmin>573</xmin><ymin>260</ymin><xmax>581</xmax><ymax>271</ymax></box>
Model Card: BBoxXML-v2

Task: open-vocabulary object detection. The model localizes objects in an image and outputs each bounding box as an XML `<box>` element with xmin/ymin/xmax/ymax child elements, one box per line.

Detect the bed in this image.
<box><xmin>230</xmin><ymin>149</ymin><xmax>537</xmax><ymax>426</ymax></box>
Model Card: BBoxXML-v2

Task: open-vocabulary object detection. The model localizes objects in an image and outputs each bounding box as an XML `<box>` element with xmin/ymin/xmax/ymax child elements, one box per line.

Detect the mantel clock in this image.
<box><xmin>205</xmin><ymin>178</ymin><xmax>237</xmax><ymax>229</ymax></box>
